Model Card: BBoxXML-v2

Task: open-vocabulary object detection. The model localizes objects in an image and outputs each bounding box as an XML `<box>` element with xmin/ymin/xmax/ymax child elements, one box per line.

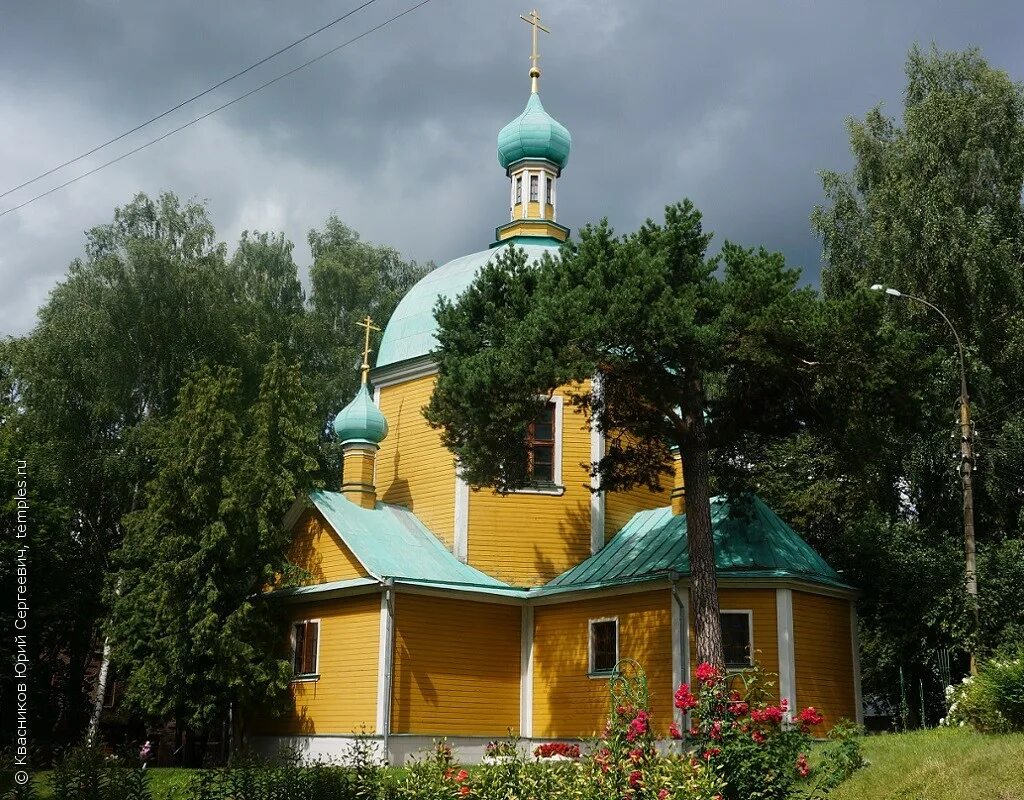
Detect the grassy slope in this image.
<box><xmin>830</xmin><ymin>728</ymin><xmax>1024</xmax><ymax>800</ymax></box>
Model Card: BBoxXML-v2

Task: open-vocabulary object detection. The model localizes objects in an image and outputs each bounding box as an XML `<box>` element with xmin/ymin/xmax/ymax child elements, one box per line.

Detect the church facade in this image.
<box><xmin>252</xmin><ymin>16</ymin><xmax>861</xmax><ymax>763</ymax></box>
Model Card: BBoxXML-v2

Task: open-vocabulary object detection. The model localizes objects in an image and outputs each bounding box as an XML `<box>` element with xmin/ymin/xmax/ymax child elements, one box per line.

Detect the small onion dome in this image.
<box><xmin>497</xmin><ymin>92</ymin><xmax>571</xmax><ymax>170</ymax></box>
<box><xmin>333</xmin><ymin>383</ymin><xmax>388</xmax><ymax>445</ymax></box>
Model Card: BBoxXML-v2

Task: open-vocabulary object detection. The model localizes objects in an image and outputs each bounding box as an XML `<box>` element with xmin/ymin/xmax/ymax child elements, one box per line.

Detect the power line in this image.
<box><xmin>0</xmin><ymin>0</ymin><xmax>381</xmax><ymax>201</ymax></box>
<box><xmin>0</xmin><ymin>0</ymin><xmax>433</xmax><ymax>220</ymax></box>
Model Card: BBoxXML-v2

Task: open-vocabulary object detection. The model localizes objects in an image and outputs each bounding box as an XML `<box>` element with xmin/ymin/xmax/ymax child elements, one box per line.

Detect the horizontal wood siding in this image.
<box><xmin>377</xmin><ymin>375</ymin><xmax>456</xmax><ymax>549</ymax></box>
<box><xmin>468</xmin><ymin>387</ymin><xmax>592</xmax><ymax>586</ymax></box>
<box><xmin>391</xmin><ymin>594</ymin><xmax>521</xmax><ymax>736</ymax></box>
<box><xmin>257</xmin><ymin>593</ymin><xmax>380</xmax><ymax>735</ymax></box>
<box><xmin>289</xmin><ymin>509</ymin><xmax>369</xmax><ymax>584</ymax></box>
<box><xmin>533</xmin><ymin>590</ymin><xmax>673</xmax><ymax>738</ymax></box>
<box><xmin>688</xmin><ymin>588</ymin><xmax>780</xmax><ymax>686</ymax></box>
<box><xmin>793</xmin><ymin>592</ymin><xmax>856</xmax><ymax>730</ymax></box>
<box><xmin>604</xmin><ymin>484</ymin><xmax>671</xmax><ymax>541</ymax></box>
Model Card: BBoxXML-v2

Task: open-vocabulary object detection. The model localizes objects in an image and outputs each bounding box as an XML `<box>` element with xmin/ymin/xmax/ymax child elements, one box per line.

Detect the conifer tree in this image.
<box><xmin>426</xmin><ymin>201</ymin><xmax>816</xmax><ymax>667</ymax></box>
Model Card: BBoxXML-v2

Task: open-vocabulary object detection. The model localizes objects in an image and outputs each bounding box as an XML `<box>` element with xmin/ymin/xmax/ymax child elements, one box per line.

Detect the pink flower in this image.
<box><xmin>629</xmin><ymin>770</ymin><xmax>643</xmax><ymax>789</ymax></box>
<box><xmin>795</xmin><ymin>707</ymin><xmax>824</xmax><ymax>731</ymax></box>
<box><xmin>459</xmin><ymin>787</ymin><xmax>471</xmax><ymax>797</ymax></box>
<box><xmin>454</xmin><ymin>769</ymin><xmax>469</xmax><ymax>784</ymax></box>
<box><xmin>710</xmin><ymin>721</ymin><xmax>723</xmax><ymax>740</ymax></box>
<box><xmin>694</xmin><ymin>662</ymin><xmax>720</xmax><ymax>685</ymax></box>
<box><xmin>668</xmin><ymin>722</ymin><xmax>683</xmax><ymax>739</ymax></box>
<box><xmin>629</xmin><ymin>747</ymin><xmax>645</xmax><ymax>763</ymax></box>
<box><xmin>795</xmin><ymin>753</ymin><xmax>810</xmax><ymax>778</ymax></box>
<box><xmin>674</xmin><ymin>684</ymin><xmax>698</xmax><ymax>711</ymax></box>
<box><xmin>751</xmin><ymin>730</ymin><xmax>766</xmax><ymax>744</ymax></box>
<box><xmin>702</xmin><ymin>747</ymin><xmax>721</xmax><ymax>760</ymax></box>
<box><xmin>658</xmin><ymin>790</ymin><xmax>669</xmax><ymax>800</ymax></box>
<box><xmin>728</xmin><ymin>700</ymin><xmax>749</xmax><ymax>716</ymax></box>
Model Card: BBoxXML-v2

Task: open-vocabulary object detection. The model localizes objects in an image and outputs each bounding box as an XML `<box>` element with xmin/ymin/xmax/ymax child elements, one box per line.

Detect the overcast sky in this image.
<box><xmin>3</xmin><ymin>0</ymin><xmax>1024</xmax><ymax>337</ymax></box>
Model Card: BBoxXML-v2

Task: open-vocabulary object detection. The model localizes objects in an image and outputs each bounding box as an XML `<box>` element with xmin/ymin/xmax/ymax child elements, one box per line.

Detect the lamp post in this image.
<box><xmin>870</xmin><ymin>284</ymin><xmax>978</xmax><ymax>673</ymax></box>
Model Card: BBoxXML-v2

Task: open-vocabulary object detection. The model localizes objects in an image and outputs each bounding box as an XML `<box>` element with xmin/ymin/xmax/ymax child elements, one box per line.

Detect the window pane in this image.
<box><xmin>592</xmin><ymin>620</ymin><xmax>617</xmax><ymax>672</ymax></box>
<box><xmin>293</xmin><ymin>623</ymin><xmax>306</xmax><ymax>674</ymax></box>
<box><xmin>305</xmin><ymin>622</ymin><xmax>319</xmax><ymax>674</ymax></box>
<box><xmin>546</xmin><ymin>179</ymin><xmax>553</xmax><ymax>204</ymax></box>
<box><xmin>530</xmin><ymin>175</ymin><xmax>539</xmax><ymax>201</ymax></box>
<box><xmin>516</xmin><ymin>177</ymin><xmax>522</xmax><ymax>203</ymax></box>
<box><xmin>532</xmin><ymin>421</ymin><xmax>553</xmax><ymax>441</ymax></box>
<box><xmin>720</xmin><ymin>613</ymin><xmax>751</xmax><ymax>667</ymax></box>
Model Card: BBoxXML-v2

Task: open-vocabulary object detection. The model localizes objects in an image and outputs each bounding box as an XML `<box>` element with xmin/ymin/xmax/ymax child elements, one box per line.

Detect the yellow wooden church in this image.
<box><xmin>253</xmin><ymin>11</ymin><xmax>861</xmax><ymax>763</ymax></box>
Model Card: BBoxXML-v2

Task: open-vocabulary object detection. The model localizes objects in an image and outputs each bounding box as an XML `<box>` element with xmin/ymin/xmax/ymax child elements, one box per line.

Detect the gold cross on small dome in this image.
<box><xmin>519</xmin><ymin>8</ymin><xmax>550</xmax><ymax>91</ymax></box>
<box><xmin>356</xmin><ymin>315</ymin><xmax>381</xmax><ymax>384</ymax></box>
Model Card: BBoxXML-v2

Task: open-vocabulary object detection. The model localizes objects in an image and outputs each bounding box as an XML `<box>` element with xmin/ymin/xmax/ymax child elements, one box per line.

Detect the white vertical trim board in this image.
<box><xmin>520</xmin><ymin>605</ymin><xmax>534</xmax><ymax>737</ymax></box>
<box><xmin>550</xmin><ymin>394</ymin><xmax>564</xmax><ymax>487</ymax></box>
<box><xmin>776</xmin><ymin>589</ymin><xmax>797</xmax><ymax>717</ymax></box>
<box><xmin>376</xmin><ymin>590</ymin><xmax>394</xmax><ymax>736</ymax></box>
<box><xmin>850</xmin><ymin>602</ymin><xmax>864</xmax><ymax>725</ymax></box>
<box><xmin>589</xmin><ymin>376</ymin><xmax>605</xmax><ymax>554</ymax></box>
<box><xmin>670</xmin><ymin>587</ymin><xmax>683</xmax><ymax>728</ymax></box>
<box><xmin>454</xmin><ymin>472</ymin><xmax>469</xmax><ymax>563</ymax></box>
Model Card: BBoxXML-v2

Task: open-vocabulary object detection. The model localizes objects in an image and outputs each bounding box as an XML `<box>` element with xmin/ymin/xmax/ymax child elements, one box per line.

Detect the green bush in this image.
<box><xmin>943</xmin><ymin>655</ymin><xmax>1024</xmax><ymax>733</ymax></box>
<box><xmin>186</xmin><ymin>754</ymin><xmax>355</xmax><ymax>800</ymax></box>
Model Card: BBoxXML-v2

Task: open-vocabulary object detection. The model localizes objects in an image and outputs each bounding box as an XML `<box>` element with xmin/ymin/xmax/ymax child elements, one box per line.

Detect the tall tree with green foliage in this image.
<box><xmin>425</xmin><ymin>201</ymin><xmax>817</xmax><ymax>666</ymax></box>
<box><xmin>757</xmin><ymin>44</ymin><xmax>1024</xmax><ymax>714</ymax></box>
<box><xmin>107</xmin><ymin>349</ymin><xmax>320</xmax><ymax>735</ymax></box>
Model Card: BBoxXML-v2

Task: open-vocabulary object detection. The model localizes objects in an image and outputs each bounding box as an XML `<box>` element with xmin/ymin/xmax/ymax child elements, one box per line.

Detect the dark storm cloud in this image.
<box><xmin>3</xmin><ymin>0</ymin><xmax>1024</xmax><ymax>335</ymax></box>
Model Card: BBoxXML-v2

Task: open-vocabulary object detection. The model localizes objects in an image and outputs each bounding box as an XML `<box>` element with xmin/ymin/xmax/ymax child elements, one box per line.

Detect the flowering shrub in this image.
<box><xmin>532</xmin><ymin>742</ymin><xmax>581</xmax><ymax>760</ymax></box>
<box><xmin>484</xmin><ymin>740</ymin><xmax>518</xmax><ymax>759</ymax></box>
<box><xmin>943</xmin><ymin>655</ymin><xmax>1024</xmax><ymax>733</ymax></box>
<box><xmin>677</xmin><ymin>661</ymin><xmax>829</xmax><ymax>800</ymax></box>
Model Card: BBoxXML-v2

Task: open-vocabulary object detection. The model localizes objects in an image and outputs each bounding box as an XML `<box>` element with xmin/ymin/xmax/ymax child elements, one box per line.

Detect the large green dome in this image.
<box><xmin>497</xmin><ymin>93</ymin><xmax>571</xmax><ymax>170</ymax></box>
<box><xmin>375</xmin><ymin>242</ymin><xmax>559</xmax><ymax>369</ymax></box>
<box><xmin>333</xmin><ymin>383</ymin><xmax>388</xmax><ymax>445</ymax></box>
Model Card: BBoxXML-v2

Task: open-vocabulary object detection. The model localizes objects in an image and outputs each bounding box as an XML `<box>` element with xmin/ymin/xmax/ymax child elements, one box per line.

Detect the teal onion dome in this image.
<box><xmin>333</xmin><ymin>383</ymin><xmax>388</xmax><ymax>445</ymax></box>
<box><xmin>497</xmin><ymin>93</ymin><xmax>571</xmax><ymax>170</ymax></box>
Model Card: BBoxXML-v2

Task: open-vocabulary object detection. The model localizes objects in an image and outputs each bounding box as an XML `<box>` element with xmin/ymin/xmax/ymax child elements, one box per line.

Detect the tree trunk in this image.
<box><xmin>87</xmin><ymin>637</ymin><xmax>112</xmax><ymax>742</ymax></box>
<box><xmin>678</xmin><ymin>380</ymin><xmax>724</xmax><ymax>670</ymax></box>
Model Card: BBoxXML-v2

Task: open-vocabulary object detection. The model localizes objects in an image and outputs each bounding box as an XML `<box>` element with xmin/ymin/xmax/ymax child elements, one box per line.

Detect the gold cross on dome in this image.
<box><xmin>520</xmin><ymin>8</ymin><xmax>550</xmax><ymax>90</ymax></box>
<box><xmin>356</xmin><ymin>315</ymin><xmax>381</xmax><ymax>384</ymax></box>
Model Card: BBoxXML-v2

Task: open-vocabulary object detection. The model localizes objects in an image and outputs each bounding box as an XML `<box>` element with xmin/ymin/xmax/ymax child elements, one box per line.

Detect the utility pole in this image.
<box><xmin>871</xmin><ymin>285</ymin><xmax>979</xmax><ymax>673</ymax></box>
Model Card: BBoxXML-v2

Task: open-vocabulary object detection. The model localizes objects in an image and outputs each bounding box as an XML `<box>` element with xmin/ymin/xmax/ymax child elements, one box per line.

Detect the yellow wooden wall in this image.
<box><xmin>468</xmin><ymin>388</ymin><xmax>593</xmax><ymax>586</ymax></box>
<box><xmin>688</xmin><ymin>588</ymin><xmax>780</xmax><ymax>686</ymax></box>
<box><xmin>259</xmin><ymin>593</ymin><xmax>380</xmax><ymax>736</ymax></box>
<box><xmin>376</xmin><ymin>375</ymin><xmax>456</xmax><ymax>549</ymax></box>
<box><xmin>605</xmin><ymin>484</ymin><xmax>671</xmax><ymax>541</ymax></box>
<box><xmin>391</xmin><ymin>593</ymin><xmax>521</xmax><ymax>736</ymax></box>
<box><xmin>532</xmin><ymin>590</ymin><xmax>673</xmax><ymax>738</ymax></box>
<box><xmin>793</xmin><ymin>592</ymin><xmax>856</xmax><ymax>728</ymax></box>
<box><xmin>289</xmin><ymin>510</ymin><xmax>369</xmax><ymax>585</ymax></box>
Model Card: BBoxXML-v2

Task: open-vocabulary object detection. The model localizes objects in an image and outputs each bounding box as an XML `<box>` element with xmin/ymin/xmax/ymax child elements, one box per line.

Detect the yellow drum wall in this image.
<box><xmin>391</xmin><ymin>594</ymin><xmax>521</xmax><ymax>736</ymax></box>
<box><xmin>376</xmin><ymin>375</ymin><xmax>456</xmax><ymax>549</ymax></box>
<box><xmin>467</xmin><ymin>387</ymin><xmax>592</xmax><ymax>586</ymax></box>
<box><xmin>532</xmin><ymin>590</ymin><xmax>673</xmax><ymax>738</ymax></box>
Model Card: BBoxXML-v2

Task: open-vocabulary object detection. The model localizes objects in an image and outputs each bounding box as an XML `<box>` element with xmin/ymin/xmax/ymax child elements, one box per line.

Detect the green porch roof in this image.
<box><xmin>545</xmin><ymin>495</ymin><xmax>850</xmax><ymax>592</ymax></box>
<box><xmin>308</xmin><ymin>490</ymin><xmax>511</xmax><ymax>588</ymax></box>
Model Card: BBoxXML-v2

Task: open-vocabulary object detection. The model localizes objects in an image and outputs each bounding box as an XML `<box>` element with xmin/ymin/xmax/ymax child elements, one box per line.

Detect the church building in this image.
<box><xmin>252</xmin><ymin>11</ymin><xmax>861</xmax><ymax>764</ymax></box>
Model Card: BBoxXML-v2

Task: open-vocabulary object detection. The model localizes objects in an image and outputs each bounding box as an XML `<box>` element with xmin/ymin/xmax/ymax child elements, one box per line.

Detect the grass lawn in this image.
<box><xmin>830</xmin><ymin>727</ymin><xmax>1024</xmax><ymax>800</ymax></box>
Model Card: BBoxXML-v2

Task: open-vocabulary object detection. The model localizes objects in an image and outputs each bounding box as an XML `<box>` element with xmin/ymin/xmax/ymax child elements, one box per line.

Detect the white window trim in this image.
<box><xmin>290</xmin><ymin>618</ymin><xmax>322</xmax><ymax>682</ymax></box>
<box><xmin>509</xmin><ymin>395</ymin><xmax>563</xmax><ymax>495</ymax></box>
<box><xmin>720</xmin><ymin>609</ymin><xmax>754</xmax><ymax>671</ymax></box>
<box><xmin>588</xmin><ymin>616</ymin><xmax>619</xmax><ymax>677</ymax></box>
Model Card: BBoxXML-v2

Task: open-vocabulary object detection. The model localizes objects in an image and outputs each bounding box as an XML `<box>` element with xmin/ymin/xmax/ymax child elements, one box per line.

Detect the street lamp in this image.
<box><xmin>870</xmin><ymin>284</ymin><xmax>979</xmax><ymax>673</ymax></box>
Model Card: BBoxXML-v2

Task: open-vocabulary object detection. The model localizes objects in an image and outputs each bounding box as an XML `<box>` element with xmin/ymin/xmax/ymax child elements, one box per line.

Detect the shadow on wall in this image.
<box><xmin>532</xmin><ymin>590</ymin><xmax>673</xmax><ymax>740</ymax></box>
<box><xmin>289</xmin><ymin>516</ymin><xmax>326</xmax><ymax>584</ymax></box>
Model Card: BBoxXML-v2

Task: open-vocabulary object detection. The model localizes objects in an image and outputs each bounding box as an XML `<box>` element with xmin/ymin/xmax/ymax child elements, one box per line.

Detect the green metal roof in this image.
<box><xmin>497</xmin><ymin>92</ymin><xmax>571</xmax><ymax>170</ymax></box>
<box><xmin>545</xmin><ymin>495</ymin><xmax>851</xmax><ymax>592</ymax></box>
<box><xmin>375</xmin><ymin>242</ymin><xmax>558</xmax><ymax>369</ymax></box>
<box><xmin>308</xmin><ymin>490</ymin><xmax>511</xmax><ymax>588</ymax></box>
<box><xmin>333</xmin><ymin>383</ymin><xmax>388</xmax><ymax>444</ymax></box>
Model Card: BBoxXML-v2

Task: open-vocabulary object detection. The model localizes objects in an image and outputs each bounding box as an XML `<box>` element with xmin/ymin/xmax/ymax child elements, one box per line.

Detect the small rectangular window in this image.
<box><xmin>720</xmin><ymin>611</ymin><xmax>752</xmax><ymax>668</ymax></box>
<box><xmin>293</xmin><ymin>620</ymin><xmax>320</xmax><ymax>676</ymax></box>
<box><xmin>530</xmin><ymin>174</ymin><xmax>539</xmax><ymax>202</ymax></box>
<box><xmin>545</xmin><ymin>177</ymin><xmax>553</xmax><ymax>205</ymax></box>
<box><xmin>526</xmin><ymin>401</ymin><xmax>556</xmax><ymax>483</ymax></box>
<box><xmin>515</xmin><ymin>176</ymin><xmax>522</xmax><ymax>204</ymax></box>
<box><xmin>590</xmin><ymin>618</ymin><xmax>618</xmax><ymax>674</ymax></box>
